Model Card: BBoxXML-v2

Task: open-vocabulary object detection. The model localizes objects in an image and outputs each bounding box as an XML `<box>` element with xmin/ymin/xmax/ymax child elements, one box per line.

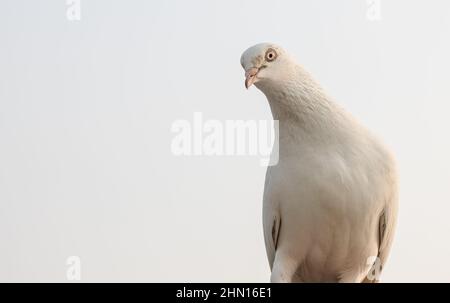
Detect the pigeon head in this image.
<box><xmin>240</xmin><ymin>43</ymin><xmax>296</xmax><ymax>90</ymax></box>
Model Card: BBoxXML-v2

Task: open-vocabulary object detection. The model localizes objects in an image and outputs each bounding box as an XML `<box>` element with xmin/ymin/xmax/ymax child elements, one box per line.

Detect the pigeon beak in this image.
<box><xmin>245</xmin><ymin>67</ymin><xmax>259</xmax><ymax>89</ymax></box>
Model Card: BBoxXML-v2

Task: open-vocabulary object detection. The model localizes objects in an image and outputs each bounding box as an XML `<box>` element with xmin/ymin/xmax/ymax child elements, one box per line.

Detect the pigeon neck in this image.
<box><xmin>256</xmin><ymin>67</ymin><xmax>353</xmax><ymax>150</ymax></box>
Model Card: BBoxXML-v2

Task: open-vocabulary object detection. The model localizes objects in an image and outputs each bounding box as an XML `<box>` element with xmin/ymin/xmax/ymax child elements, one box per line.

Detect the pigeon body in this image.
<box><xmin>241</xmin><ymin>43</ymin><xmax>398</xmax><ymax>282</ymax></box>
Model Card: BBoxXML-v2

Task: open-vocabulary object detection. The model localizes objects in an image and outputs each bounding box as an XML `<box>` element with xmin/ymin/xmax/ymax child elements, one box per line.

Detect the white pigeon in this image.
<box><xmin>241</xmin><ymin>43</ymin><xmax>398</xmax><ymax>283</ymax></box>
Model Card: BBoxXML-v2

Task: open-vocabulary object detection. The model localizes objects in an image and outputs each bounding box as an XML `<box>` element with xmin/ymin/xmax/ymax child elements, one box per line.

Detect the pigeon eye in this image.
<box><xmin>265</xmin><ymin>49</ymin><xmax>277</xmax><ymax>62</ymax></box>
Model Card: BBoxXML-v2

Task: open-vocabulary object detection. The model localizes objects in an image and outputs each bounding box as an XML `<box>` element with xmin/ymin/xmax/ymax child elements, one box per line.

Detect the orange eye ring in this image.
<box><xmin>265</xmin><ymin>48</ymin><xmax>277</xmax><ymax>62</ymax></box>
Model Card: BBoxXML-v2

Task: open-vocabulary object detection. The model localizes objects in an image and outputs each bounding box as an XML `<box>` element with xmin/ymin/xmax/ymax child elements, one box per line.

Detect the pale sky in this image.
<box><xmin>1</xmin><ymin>0</ymin><xmax>450</xmax><ymax>282</ymax></box>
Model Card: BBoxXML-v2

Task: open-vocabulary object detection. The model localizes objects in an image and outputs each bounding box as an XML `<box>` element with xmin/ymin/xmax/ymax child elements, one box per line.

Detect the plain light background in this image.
<box><xmin>1</xmin><ymin>0</ymin><xmax>449</xmax><ymax>282</ymax></box>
